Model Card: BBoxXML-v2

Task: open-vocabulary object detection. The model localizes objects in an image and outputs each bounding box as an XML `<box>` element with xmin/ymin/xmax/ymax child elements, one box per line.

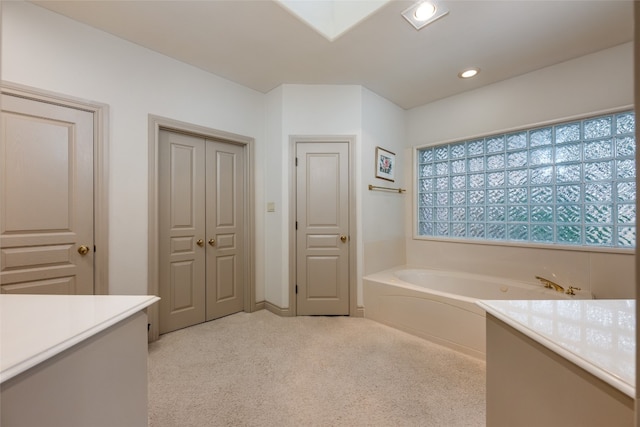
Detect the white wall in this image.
<box><xmin>263</xmin><ymin>85</ymin><xmax>406</xmax><ymax>309</ymax></box>
<box><xmin>264</xmin><ymin>84</ymin><xmax>363</xmax><ymax>308</ymax></box>
<box><xmin>407</xmin><ymin>43</ymin><xmax>633</xmax><ymax>145</ymax></box>
<box><xmin>4</xmin><ymin>0</ymin><xmax>633</xmax><ymax>303</ymax></box>
<box><xmin>361</xmin><ymin>88</ymin><xmax>407</xmax><ymax>276</ymax></box>
<box><xmin>405</xmin><ymin>42</ymin><xmax>635</xmax><ymax>298</ymax></box>
<box><xmin>2</xmin><ymin>1</ymin><xmax>266</xmax><ymax>297</ymax></box>
<box><xmin>2</xmin><ymin>1</ymin><xmax>407</xmax><ymax>309</ymax></box>
<box><xmin>263</xmin><ymin>87</ymin><xmax>285</xmax><ymax>306</ymax></box>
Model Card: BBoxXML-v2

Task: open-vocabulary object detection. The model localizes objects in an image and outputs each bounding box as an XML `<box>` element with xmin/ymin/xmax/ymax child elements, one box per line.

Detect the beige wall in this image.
<box><xmin>405</xmin><ymin>43</ymin><xmax>635</xmax><ymax>298</ymax></box>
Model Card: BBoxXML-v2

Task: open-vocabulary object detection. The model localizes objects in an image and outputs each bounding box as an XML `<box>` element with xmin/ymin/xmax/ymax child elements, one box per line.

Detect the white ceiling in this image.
<box><xmin>31</xmin><ymin>0</ymin><xmax>634</xmax><ymax>110</ymax></box>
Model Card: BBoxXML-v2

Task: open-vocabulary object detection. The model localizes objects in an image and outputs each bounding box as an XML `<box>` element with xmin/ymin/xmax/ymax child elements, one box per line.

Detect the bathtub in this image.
<box><xmin>363</xmin><ymin>267</ymin><xmax>592</xmax><ymax>359</ymax></box>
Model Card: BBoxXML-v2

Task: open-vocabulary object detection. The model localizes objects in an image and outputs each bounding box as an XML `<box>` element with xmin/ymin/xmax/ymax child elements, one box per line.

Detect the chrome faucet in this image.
<box><xmin>535</xmin><ymin>276</ymin><xmax>565</xmax><ymax>293</ymax></box>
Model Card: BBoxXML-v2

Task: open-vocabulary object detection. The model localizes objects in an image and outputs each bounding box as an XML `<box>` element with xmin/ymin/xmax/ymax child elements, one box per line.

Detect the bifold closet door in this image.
<box><xmin>205</xmin><ymin>141</ymin><xmax>244</xmax><ymax>321</ymax></box>
<box><xmin>159</xmin><ymin>131</ymin><xmax>206</xmax><ymax>334</ymax></box>
<box><xmin>159</xmin><ymin>131</ymin><xmax>245</xmax><ymax>333</ymax></box>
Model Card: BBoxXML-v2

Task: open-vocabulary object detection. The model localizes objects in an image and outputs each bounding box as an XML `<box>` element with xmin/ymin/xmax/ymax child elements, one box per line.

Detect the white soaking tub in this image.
<box><xmin>363</xmin><ymin>267</ymin><xmax>591</xmax><ymax>359</ymax></box>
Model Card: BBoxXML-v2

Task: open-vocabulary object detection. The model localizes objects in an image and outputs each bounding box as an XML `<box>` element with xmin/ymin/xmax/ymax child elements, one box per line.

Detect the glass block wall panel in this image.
<box><xmin>417</xmin><ymin>111</ymin><xmax>635</xmax><ymax>248</ymax></box>
<box><xmin>452</xmin><ymin>223</ymin><xmax>466</xmax><ymax>237</ymax></box>
<box><xmin>487</xmin><ymin>223</ymin><xmax>506</xmax><ymax>240</ymax></box>
<box><xmin>618</xmin><ymin>204</ymin><xmax>635</xmax><ymax>223</ymax></box>
<box><xmin>617</xmin><ymin>113</ymin><xmax>635</xmax><ymax>135</ymax></box>
<box><xmin>486</xmin><ymin>137</ymin><xmax>505</xmax><ymax>153</ymax></box>
<box><xmin>450</xmin><ymin>143</ymin><xmax>466</xmax><ymax>158</ymax></box>
<box><xmin>618</xmin><ymin>227</ymin><xmax>635</xmax><ymax>247</ymax></box>
<box><xmin>469</xmin><ymin>223</ymin><xmax>485</xmax><ymax>238</ymax></box>
<box><xmin>532</xmin><ymin>225</ymin><xmax>554</xmax><ymax>242</ymax></box>
<box><xmin>556</xmin><ymin>123</ymin><xmax>581</xmax><ymax>143</ymax></box>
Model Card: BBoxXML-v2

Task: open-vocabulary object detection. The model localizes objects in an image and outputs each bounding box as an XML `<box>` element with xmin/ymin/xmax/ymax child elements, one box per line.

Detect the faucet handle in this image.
<box><xmin>566</xmin><ymin>286</ymin><xmax>582</xmax><ymax>296</ymax></box>
<box><xmin>535</xmin><ymin>276</ymin><xmax>551</xmax><ymax>287</ymax></box>
<box><xmin>535</xmin><ymin>276</ymin><xmax>564</xmax><ymax>292</ymax></box>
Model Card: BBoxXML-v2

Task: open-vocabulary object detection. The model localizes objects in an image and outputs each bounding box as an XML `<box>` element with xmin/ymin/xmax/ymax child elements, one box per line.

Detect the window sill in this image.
<box><xmin>411</xmin><ymin>234</ymin><xmax>635</xmax><ymax>255</ymax></box>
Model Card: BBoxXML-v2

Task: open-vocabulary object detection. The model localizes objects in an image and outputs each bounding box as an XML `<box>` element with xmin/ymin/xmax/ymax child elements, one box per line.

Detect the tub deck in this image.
<box><xmin>363</xmin><ymin>267</ymin><xmax>589</xmax><ymax>359</ymax></box>
<box><xmin>364</xmin><ymin>274</ymin><xmax>486</xmax><ymax>358</ymax></box>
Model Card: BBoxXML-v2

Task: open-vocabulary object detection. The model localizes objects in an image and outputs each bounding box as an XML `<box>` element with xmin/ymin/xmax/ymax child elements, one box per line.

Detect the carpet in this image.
<box><xmin>148</xmin><ymin>310</ymin><xmax>486</xmax><ymax>426</ymax></box>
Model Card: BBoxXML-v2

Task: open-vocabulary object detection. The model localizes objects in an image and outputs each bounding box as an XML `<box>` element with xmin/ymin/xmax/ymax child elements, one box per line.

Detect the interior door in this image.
<box><xmin>206</xmin><ymin>141</ymin><xmax>245</xmax><ymax>320</ymax></box>
<box><xmin>158</xmin><ymin>131</ymin><xmax>206</xmax><ymax>334</ymax></box>
<box><xmin>159</xmin><ymin>130</ymin><xmax>245</xmax><ymax>333</ymax></box>
<box><xmin>296</xmin><ymin>142</ymin><xmax>350</xmax><ymax>315</ymax></box>
<box><xmin>1</xmin><ymin>94</ymin><xmax>94</xmax><ymax>294</ymax></box>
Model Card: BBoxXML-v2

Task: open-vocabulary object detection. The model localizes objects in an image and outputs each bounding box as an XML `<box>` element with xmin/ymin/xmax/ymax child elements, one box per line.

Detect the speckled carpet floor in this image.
<box><xmin>148</xmin><ymin>310</ymin><xmax>486</xmax><ymax>427</ymax></box>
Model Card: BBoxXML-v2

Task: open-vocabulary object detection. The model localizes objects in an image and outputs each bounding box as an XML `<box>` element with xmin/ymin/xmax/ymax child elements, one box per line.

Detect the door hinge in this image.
<box><xmin>295</xmin><ymin>221</ymin><xmax>298</xmax><ymax>230</ymax></box>
<box><xmin>295</xmin><ymin>157</ymin><xmax>298</xmax><ymax>166</ymax></box>
<box><xmin>94</xmin><ymin>245</ymin><xmax>96</xmax><ymax>253</ymax></box>
<box><xmin>295</xmin><ymin>284</ymin><xmax>298</xmax><ymax>294</ymax></box>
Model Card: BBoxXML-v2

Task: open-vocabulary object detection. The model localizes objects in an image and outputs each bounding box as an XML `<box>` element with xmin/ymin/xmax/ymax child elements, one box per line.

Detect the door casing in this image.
<box><xmin>288</xmin><ymin>136</ymin><xmax>358</xmax><ymax>317</ymax></box>
<box><xmin>1</xmin><ymin>82</ymin><xmax>110</xmax><ymax>295</ymax></box>
<box><xmin>148</xmin><ymin>115</ymin><xmax>256</xmax><ymax>341</ymax></box>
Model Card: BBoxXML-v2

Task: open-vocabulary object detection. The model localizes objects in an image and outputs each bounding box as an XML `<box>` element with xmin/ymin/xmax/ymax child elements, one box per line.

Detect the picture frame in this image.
<box><xmin>375</xmin><ymin>146</ymin><xmax>396</xmax><ymax>182</ymax></box>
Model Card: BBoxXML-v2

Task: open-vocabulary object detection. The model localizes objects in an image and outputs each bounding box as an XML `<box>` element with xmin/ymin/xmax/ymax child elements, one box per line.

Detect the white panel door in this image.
<box><xmin>1</xmin><ymin>94</ymin><xmax>94</xmax><ymax>294</ymax></box>
<box><xmin>296</xmin><ymin>142</ymin><xmax>350</xmax><ymax>315</ymax></box>
<box><xmin>158</xmin><ymin>131</ymin><xmax>206</xmax><ymax>334</ymax></box>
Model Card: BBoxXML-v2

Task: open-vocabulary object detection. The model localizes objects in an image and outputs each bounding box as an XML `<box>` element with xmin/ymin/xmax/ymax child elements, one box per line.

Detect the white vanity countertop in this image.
<box><xmin>477</xmin><ymin>299</ymin><xmax>635</xmax><ymax>398</ymax></box>
<box><xmin>0</xmin><ymin>294</ymin><xmax>159</xmax><ymax>384</ymax></box>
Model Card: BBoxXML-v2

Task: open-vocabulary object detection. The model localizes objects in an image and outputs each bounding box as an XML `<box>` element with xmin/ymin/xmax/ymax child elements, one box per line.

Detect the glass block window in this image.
<box><xmin>417</xmin><ymin>111</ymin><xmax>636</xmax><ymax>248</ymax></box>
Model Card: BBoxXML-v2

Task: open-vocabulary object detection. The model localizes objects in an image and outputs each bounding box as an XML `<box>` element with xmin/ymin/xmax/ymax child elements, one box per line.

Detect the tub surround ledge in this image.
<box><xmin>478</xmin><ymin>299</ymin><xmax>635</xmax><ymax>427</ymax></box>
<box><xmin>477</xmin><ymin>299</ymin><xmax>635</xmax><ymax>397</ymax></box>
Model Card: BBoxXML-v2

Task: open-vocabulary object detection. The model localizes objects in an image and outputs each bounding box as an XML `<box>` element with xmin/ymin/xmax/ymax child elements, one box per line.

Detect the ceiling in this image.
<box><xmin>31</xmin><ymin>0</ymin><xmax>634</xmax><ymax>110</ymax></box>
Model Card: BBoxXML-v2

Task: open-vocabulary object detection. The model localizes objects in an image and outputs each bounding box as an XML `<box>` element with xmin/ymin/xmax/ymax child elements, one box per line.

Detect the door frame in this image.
<box><xmin>1</xmin><ymin>81</ymin><xmax>110</xmax><ymax>295</ymax></box>
<box><xmin>147</xmin><ymin>115</ymin><xmax>256</xmax><ymax>341</ymax></box>
<box><xmin>288</xmin><ymin>136</ymin><xmax>358</xmax><ymax>316</ymax></box>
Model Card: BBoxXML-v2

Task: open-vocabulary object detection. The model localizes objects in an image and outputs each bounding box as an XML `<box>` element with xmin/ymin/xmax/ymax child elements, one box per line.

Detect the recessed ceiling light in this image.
<box><xmin>458</xmin><ymin>68</ymin><xmax>480</xmax><ymax>79</ymax></box>
<box><xmin>413</xmin><ymin>2</ymin><xmax>436</xmax><ymax>21</ymax></box>
<box><xmin>402</xmin><ymin>1</ymin><xmax>448</xmax><ymax>31</ymax></box>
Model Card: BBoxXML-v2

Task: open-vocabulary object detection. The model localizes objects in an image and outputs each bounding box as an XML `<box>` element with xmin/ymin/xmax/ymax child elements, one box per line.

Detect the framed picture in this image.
<box><xmin>375</xmin><ymin>146</ymin><xmax>396</xmax><ymax>182</ymax></box>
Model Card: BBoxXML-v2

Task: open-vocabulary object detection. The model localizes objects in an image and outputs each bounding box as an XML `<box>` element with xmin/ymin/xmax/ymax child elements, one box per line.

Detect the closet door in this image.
<box><xmin>159</xmin><ymin>130</ymin><xmax>246</xmax><ymax>333</ymax></box>
<box><xmin>205</xmin><ymin>141</ymin><xmax>245</xmax><ymax>320</ymax></box>
<box><xmin>159</xmin><ymin>131</ymin><xmax>206</xmax><ymax>334</ymax></box>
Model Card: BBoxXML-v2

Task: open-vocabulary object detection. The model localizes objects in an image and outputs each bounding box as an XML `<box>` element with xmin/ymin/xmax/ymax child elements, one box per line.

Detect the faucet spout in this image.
<box><xmin>535</xmin><ymin>276</ymin><xmax>565</xmax><ymax>293</ymax></box>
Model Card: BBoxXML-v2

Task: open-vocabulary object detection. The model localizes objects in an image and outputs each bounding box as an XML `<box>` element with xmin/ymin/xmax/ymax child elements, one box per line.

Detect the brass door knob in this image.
<box><xmin>340</xmin><ymin>235</ymin><xmax>348</xmax><ymax>243</ymax></box>
<box><xmin>78</xmin><ymin>245</ymin><xmax>90</xmax><ymax>255</ymax></box>
<box><xmin>196</xmin><ymin>239</ymin><xmax>204</xmax><ymax>247</ymax></box>
<box><xmin>208</xmin><ymin>239</ymin><xmax>216</xmax><ymax>246</ymax></box>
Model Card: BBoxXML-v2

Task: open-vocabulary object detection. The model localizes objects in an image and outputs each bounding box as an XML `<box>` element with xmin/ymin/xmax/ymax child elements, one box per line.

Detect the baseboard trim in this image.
<box><xmin>265</xmin><ymin>301</ymin><xmax>294</xmax><ymax>317</ymax></box>
<box><xmin>253</xmin><ymin>301</ymin><xmax>265</xmax><ymax>312</ymax></box>
<box><xmin>263</xmin><ymin>302</ymin><xmax>363</xmax><ymax>318</ymax></box>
